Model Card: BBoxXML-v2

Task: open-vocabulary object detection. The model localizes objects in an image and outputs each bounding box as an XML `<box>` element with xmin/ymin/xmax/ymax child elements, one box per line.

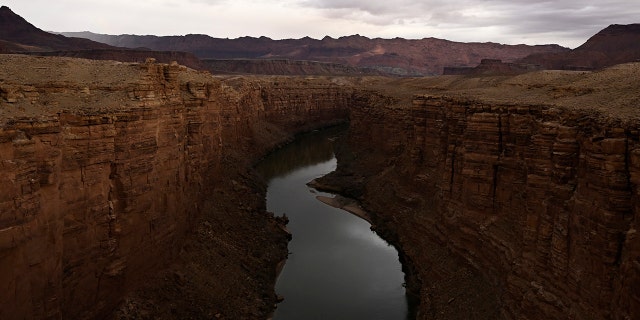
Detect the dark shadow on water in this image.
<box><xmin>256</xmin><ymin>125</ymin><xmax>347</xmax><ymax>182</ymax></box>
<box><xmin>256</xmin><ymin>125</ymin><xmax>413</xmax><ymax>320</ymax></box>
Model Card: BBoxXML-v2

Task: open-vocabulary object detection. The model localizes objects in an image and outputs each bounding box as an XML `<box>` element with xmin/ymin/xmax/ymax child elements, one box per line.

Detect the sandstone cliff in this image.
<box><xmin>0</xmin><ymin>55</ymin><xmax>351</xmax><ymax>319</ymax></box>
<box><xmin>321</xmin><ymin>65</ymin><xmax>640</xmax><ymax>319</ymax></box>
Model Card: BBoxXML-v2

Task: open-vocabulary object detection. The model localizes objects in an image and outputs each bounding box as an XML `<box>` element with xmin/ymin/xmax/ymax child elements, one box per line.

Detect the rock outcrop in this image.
<box><xmin>0</xmin><ymin>55</ymin><xmax>351</xmax><ymax>319</ymax></box>
<box><xmin>321</xmin><ymin>65</ymin><xmax>640</xmax><ymax>319</ymax></box>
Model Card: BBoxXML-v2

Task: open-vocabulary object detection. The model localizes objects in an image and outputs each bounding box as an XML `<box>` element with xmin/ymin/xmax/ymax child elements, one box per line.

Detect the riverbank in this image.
<box><xmin>259</xmin><ymin>127</ymin><xmax>409</xmax><ymax>319</ymax></box>
<box><xmin>311</xmin><ymin>172</ymin><xmax>423</xmax><ymax>319</ymax></box>
<box><xmin>314</xmin><ymin>195</ymin><xmax>372</xmax><ymax>224</ymax></box>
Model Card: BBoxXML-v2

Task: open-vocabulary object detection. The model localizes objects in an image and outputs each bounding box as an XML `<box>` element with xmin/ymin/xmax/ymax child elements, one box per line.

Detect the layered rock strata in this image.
<box><xmin>0</xmin><ymin>55</ymin><xmax>351</xmax><ymax>319</ymax></box>
<box><xmin>3</xmin><ymin>53</ymin><xmax>639</xmax><ymax>320</ymax></box>
<box><xmin>322</xmin><ymin>66</ymin><xmax>640</xmax><ymax>319</ymax></box>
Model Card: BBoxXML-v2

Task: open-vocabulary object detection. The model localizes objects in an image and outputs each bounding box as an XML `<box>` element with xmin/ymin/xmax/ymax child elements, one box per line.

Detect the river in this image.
<box><xmin>256</xmin><ymin>126</ymin><xmax>409</xmax><ymax>320</ymax></box>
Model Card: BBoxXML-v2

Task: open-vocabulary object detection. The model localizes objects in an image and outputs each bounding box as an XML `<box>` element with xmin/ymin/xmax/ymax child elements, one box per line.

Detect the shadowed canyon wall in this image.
<box><xmin>0</xmin><ymin>55</ymin><xmax>350</xmax><ymax>319</ymax></box>
<box><xmin>327</xmin><ymin>80</ymin><xmax>640</xmax><ymax>319</ymax></box>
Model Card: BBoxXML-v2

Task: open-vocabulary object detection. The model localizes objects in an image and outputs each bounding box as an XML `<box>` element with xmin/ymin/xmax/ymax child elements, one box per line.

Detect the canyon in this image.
<box><xmin>2</xmin><ymin>53</ymin><xmax>640</xmax><ymax>319</ymax></box>
<box><xmin>2</xmin><ymin>5</ymin><xmax>640</xmax><ymax>319</ymax></box>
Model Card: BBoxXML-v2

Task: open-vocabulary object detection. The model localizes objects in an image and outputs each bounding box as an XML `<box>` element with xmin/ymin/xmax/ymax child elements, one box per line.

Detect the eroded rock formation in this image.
<box><xmin>0</xmin><ymin>55</ymin><xmax>351</xmax><ymax>319</ymax></box>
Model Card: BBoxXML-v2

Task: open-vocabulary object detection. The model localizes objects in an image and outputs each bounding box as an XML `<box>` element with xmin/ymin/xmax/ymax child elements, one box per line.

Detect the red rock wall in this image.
<box><xmin>0</xmin><ymin>63</ymin><xmax>350</xmax><ymax>319</ymax></box>
<box><xmin>342</xmin><ymin>94</ymin><xmax>639</xmax><ymax>319</ymax></box>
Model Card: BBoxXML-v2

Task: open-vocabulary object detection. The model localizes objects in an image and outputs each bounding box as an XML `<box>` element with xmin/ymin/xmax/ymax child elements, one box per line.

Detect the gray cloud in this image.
<box><xmin>297</xmin><ymin>0</ymin><xmax>640</xmax><ymax>45</ymax></box>
<box><xmin>185</xmin><ymin>0</ymin><xmax>227</xmax><ymax>4</ymax></box>
<box><xmin>298</xmin><ymin>0</ymin><xmax>460</xmax><ymax>24</ymax></box>
<box><xmin>4</xmin><ymin>0</ymin><xmax>638</xmax><ymax>48</ymax></box>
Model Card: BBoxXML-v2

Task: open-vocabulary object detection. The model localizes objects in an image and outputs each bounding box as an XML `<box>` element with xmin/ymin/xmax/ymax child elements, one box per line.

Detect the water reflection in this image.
<box><xmin>256</xmin><ymin>126</ymin><xmax>409</xmax><ymax>320</ymax></box>
<box><xmin>257</xmin><ymin>126</ymin><xmax>342</xmax><ymax>181</ymax></box>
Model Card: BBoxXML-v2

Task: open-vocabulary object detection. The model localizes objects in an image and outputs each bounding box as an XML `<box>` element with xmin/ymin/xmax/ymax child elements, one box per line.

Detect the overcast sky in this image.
<box><xmin>4</xmin><ymin>0</ymin><xmax>639</xmax><ymax>48</ymax></box>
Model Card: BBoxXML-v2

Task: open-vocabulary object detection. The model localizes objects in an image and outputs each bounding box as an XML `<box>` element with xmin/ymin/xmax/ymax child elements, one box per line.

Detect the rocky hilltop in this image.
<box><xmin>0</xmin><ymin>6</ymin><xmax>203</xmax><ymax>70</ymax></box>
<box><xmin>445</xmin><ymin>23</ymin><xmax>640</xmax><ymax>75</ymax></box>
<box><xmin>0</xmin><ymin>6</ymin><xmax>112</xmax><ymax>52</ymax></box>
<box><xmin>61</xmin><ymin>31</ymin><xmax>568</xmax><ymax>76</ymax></box>
<box><xmin>520</xmin><ymin>24</ymin><xmax>640</xmax><ymax>70</ymax></box>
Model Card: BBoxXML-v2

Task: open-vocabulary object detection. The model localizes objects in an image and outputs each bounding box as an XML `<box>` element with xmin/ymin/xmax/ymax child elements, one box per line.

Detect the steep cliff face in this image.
<box><xmin>0</xmin><ymin>55</ymin><xmax>351</xmax><ymax>319</ymax></box>
<box><xmin>324</xmin><ymin>66</ymin><xmax>640</xmax><ymax>319</ymax></box>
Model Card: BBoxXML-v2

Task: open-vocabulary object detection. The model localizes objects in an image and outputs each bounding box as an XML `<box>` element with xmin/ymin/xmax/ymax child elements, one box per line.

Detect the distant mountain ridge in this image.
<box><xmin>0</xmin><ymin>6</ymin><xmax>384</xmax><ymax>75</ymax></box>
<box><xmin>3</xmin><ymin>5</ymin><xmax>639</xmax><ymax>76</ymax></box>
<box><xmin>60</xmin><ymin>31</ymin><xmax>569</xmax><ymax>75</ymax></box>
<box><xmin>519</xmin><ymin>23</ymin><xmax>640</xmax><ymax>70</ymax></box>
<box><xmin>201</xmin><ymin>59</ymin><xmax>384</xmax><ymax>76</ymax></box>
<box><xmin>0</xmin><ymin>6</ymin><xmax>113</xmax><ymax>51</ymax></box>
<box><xmin>0</xmin><ymin>6</ymin><xmax>203</xmax><ymax>69</ymax></box>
